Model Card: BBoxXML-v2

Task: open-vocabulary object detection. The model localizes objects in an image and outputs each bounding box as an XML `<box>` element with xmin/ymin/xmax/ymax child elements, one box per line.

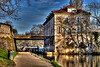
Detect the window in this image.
<box><xmin>72</xmin><ymin>10</ymin><xmax>77</xmax><ymax>12</ymax></box>
<box><xmin>64</xmin><ymin>26</ymin><xmax>68</xmax><ymax>33</ymax></box>
<box><xmin>83</xmin><ymin>27</ymin><xmax>86</xmax><ymax>32</ymax></box>
<box><xmin>64</xmin><ymin>17</ymin><xmax>68</xmax><ymax>23</ymax></box>
<box><xmin>81</xmin><ymin>17</ymin><xmax>84</xmax><ymax>23</ymax></box>
<box><xmin>76</xmin><ymin>26</ymin><xmax>80</xmax><ymax>33</ymax></box>
<box><xmin>76</xmin><ymin>17</ymin><xmax>80</xmax><ymax>23</ymax></box>
<box><xmin>58</xmin><ymin>26</ymin><xmax>61</xmax><ymax>33</ymax></box>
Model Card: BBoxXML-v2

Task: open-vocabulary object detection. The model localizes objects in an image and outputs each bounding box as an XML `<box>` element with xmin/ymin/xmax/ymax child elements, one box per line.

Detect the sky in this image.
<box><xmin>0</xmin><ymin>0</ymin><xmax>99</xmax><ymax>34</ymax></box>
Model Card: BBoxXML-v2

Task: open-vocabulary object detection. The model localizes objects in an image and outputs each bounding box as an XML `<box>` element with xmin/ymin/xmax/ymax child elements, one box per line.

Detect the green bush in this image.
<box><xmin>0</xmin><ymin>49</ymin><xmax>8</xmax><ymax>59</ymax></box>
<box><xmin>13</xmin><ymin>51</ymin><xmax>18</xmax><ymax>59</ymax></box>
<box><xmin>50</xmin><ymin>60</ymin><xmax>62</xmax><ymax>67</ymax></box>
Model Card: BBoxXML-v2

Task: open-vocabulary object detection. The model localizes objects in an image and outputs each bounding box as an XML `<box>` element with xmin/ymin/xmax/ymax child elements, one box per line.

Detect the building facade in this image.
<box><xmin>43</xmin><ymin>5</ymin><xmax>91</xmax><ymax>53</ymax></box>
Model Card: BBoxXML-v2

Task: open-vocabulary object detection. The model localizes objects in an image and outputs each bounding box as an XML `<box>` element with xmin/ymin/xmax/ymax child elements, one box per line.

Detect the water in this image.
<box><xmin>44</xmin><ymin>55</ymin><xmax>100</xmax><ymax>67</ymax></box>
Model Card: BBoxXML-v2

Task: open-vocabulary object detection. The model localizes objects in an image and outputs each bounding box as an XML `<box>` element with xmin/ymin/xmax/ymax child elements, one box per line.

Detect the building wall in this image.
<box><xmin>54</xmin><ymin>13</ymin><xmax>91</xmax><ymax>52</ymax></box>
<box><xmin>44</xmin><ymin>17</ymin><xmax>54</xmax><ymax>36</ymax></box>
<box><xmin>44</xmin><ymin>17</ymin><xmax>55</xmax><ymax>52</ymax></box>
<box><xmin>54</xmin><ymin>13</ymin><xmax>69</xmax><ymax>52</ymax></box>
<box><xmin>44</xmin><ymin>12</ymin><xmax>91</xmax><ymax>53</ymax></box>
<box><xmin>0</xmin><ymin>23</ymin><xmax>15</xmax><ymax>50</ymax></box>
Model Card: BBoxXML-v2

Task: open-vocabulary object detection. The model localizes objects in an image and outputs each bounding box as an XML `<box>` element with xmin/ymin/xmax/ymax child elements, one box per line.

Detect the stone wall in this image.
<box><xmin>0</xmin><ymin>23</ymin><xmax>15</xmax><ymax>50</ymax></box>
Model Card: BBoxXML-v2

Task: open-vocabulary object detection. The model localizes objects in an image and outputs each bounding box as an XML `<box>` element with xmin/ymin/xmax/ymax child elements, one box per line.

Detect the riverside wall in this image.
<box><xmin>0</xmin><ymin>23</ymin><xmax>15</xmax><ymax>50</ymax></box>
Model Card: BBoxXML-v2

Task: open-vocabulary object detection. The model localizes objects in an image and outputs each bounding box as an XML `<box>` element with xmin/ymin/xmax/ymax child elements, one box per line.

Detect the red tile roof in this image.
<box><xmin>61</xmin><ymin>5</ymin><xmax>75</xmax><ymax>9</ymax></box>
<box><xmin>52</xmin><ymin>10</ymin><xmax>75</xmax><ymax>14</ymax></box>
<box><xmin>52</xmin><ymin>5</ymin><xmax>91</xmax><ymax>14</ymax></box>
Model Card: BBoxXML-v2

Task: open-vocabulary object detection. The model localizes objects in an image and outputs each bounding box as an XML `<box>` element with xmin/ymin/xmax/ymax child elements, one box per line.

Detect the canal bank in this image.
<box><xmin>33</xmin><ymin>52</ymin><xmax>100</xmax><ymax>67</ymax></box>
<box><xmin>31</xmin><ymin>52</ymin><xmax>61</xmax><ymax>67</ymax></box>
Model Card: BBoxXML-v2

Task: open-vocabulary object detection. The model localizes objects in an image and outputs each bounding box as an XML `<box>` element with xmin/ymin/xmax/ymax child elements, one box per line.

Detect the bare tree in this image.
<box><xmin>0</xmin><ymin>0</ymin><xmax>30</xmax><ymax>20</ymax></box>
<box><xmin>86</xmin><ymin>1</ymin><xmax>100</xmax><ymax>25</ymax></box>
<box><xmin>13</xmin><ymin>29</ymin><xmax>18</xmax><ymax>35</ymax></box>
<box><xmin>70</xmin><ymin>0</ymin><xmax>84</xmax><ymax>9</ymax></box>
<box><xmin>86</xmin><ymin>1</ymin><xmax>100</xmax><ymax>50</ymax></box>
<box><xmin>25</xmin><ymin>24</ymin><xmax>44</xmax><ymax>36</ymax></box>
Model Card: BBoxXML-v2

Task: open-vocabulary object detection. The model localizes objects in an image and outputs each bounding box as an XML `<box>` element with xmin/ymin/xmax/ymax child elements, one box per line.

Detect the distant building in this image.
<box><xmin>43</xmin><ymin>5</ymin><xmax>91</xmax><ymax>52</ymax></box>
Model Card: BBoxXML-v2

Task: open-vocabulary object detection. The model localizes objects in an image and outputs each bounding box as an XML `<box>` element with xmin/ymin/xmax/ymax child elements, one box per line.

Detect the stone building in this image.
<box><xmin>43</xmin><ymin>5</ymin><xmax>91</xmax><ymax>53</ymax></box>
<box><xmin>0</xmin><ymin>23</ymin><xmax>15</xmax><ymax>50</ymax></box>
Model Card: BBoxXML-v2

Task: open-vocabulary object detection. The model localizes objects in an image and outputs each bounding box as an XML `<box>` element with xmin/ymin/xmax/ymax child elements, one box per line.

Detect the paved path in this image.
<box><xmin>14</xmin><ymin>52</ymin><xmax>53</xmax><ymax>67</ymax></box>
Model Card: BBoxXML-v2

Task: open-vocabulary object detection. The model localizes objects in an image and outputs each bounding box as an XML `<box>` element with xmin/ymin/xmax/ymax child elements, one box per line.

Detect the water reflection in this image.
<box><xmin>46</xmin><ymin>55</ymin><xmax>100</xmax><ymax>67</ymax></box>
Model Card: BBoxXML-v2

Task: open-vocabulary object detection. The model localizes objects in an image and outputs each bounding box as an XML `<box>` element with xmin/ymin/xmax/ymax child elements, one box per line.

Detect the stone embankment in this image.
<box><xmin>0</xmin><ymin>23</ymin><xmax>15</xmax><ymax>50</ymax></box>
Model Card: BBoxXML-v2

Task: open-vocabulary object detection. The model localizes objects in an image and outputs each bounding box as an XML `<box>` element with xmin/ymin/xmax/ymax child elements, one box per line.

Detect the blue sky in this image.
<box><xmin>0</xmin><ymin>0</ymin><xmax>99</xmax><ymax>34</ymax></box>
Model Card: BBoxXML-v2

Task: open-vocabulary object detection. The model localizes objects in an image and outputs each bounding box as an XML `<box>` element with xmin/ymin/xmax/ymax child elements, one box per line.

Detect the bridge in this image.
<box><xmin>13</xmin><ymin>36</ymin><xmax>53</xmax><ymax>51</ymax></box>
<box><xmin>13</xmin><ymin>36</ymin><xmax>52</xmax><ymax>40</ymax></box>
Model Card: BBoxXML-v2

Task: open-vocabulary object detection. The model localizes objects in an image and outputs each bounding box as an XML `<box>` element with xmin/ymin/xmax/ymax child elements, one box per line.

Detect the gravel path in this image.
<box><xmin>14</xmin><ymin>52</ymin><xmax>53</xmax><ymax>67</ymax></box>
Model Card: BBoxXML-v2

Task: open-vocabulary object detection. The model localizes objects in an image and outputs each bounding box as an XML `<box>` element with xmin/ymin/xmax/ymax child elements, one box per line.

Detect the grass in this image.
<box><xmin>0</xmin><ymin>49</ymin><xmax>8</xmax><ymax>59</ymax></box>
<box><xmin>0</xmin><ymin>57</ymin><xmax>13</xmax><ymax>67</ymax></box>
<box><xmin>0</xmin><ymin>49</ymin><xmax>12</xmax><ymax>67</ymax></box>
<box><xmin>50</xmin><ymin>60</ymin><xmax>62</xmax><ymax>67</ymax></box>
<box><xmin>13</xmin><ymin>51</ymin><xmax>18</xmax><ymax>59</ymax></box>
<box><xmin>0</xmin><ymin>49</ymin><xmax>18</xmax><ymax>67</ymax></box>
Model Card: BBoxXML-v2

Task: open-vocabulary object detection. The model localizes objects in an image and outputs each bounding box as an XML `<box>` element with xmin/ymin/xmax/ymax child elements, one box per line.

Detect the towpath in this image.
<box><xmin>14</xmin><ymin>52</ymin><xmax>53</xmax><ymax>67</ymax></box>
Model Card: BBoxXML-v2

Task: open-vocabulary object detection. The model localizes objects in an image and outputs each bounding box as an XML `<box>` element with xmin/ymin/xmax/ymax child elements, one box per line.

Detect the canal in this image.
<box><xmin>43</xmin><ymin>55</ymin><xmax>100</xmax><ymax>67</ymax></box>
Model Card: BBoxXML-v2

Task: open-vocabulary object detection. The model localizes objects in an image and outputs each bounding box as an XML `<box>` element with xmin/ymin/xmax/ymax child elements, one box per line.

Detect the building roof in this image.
<box><xmin>43</xmin><ymin>5</ymin><xmax>91</xmax><ymax>25</ymax></box>
<box><xmin>52</xmin><ymin>5</ymin><xmax>91</xmax><ymax>14</ymax></box>
<box><xmin>61</xmin><ymin>5</ymin><xmax>75</xmax><ymax>9</ymax></box>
